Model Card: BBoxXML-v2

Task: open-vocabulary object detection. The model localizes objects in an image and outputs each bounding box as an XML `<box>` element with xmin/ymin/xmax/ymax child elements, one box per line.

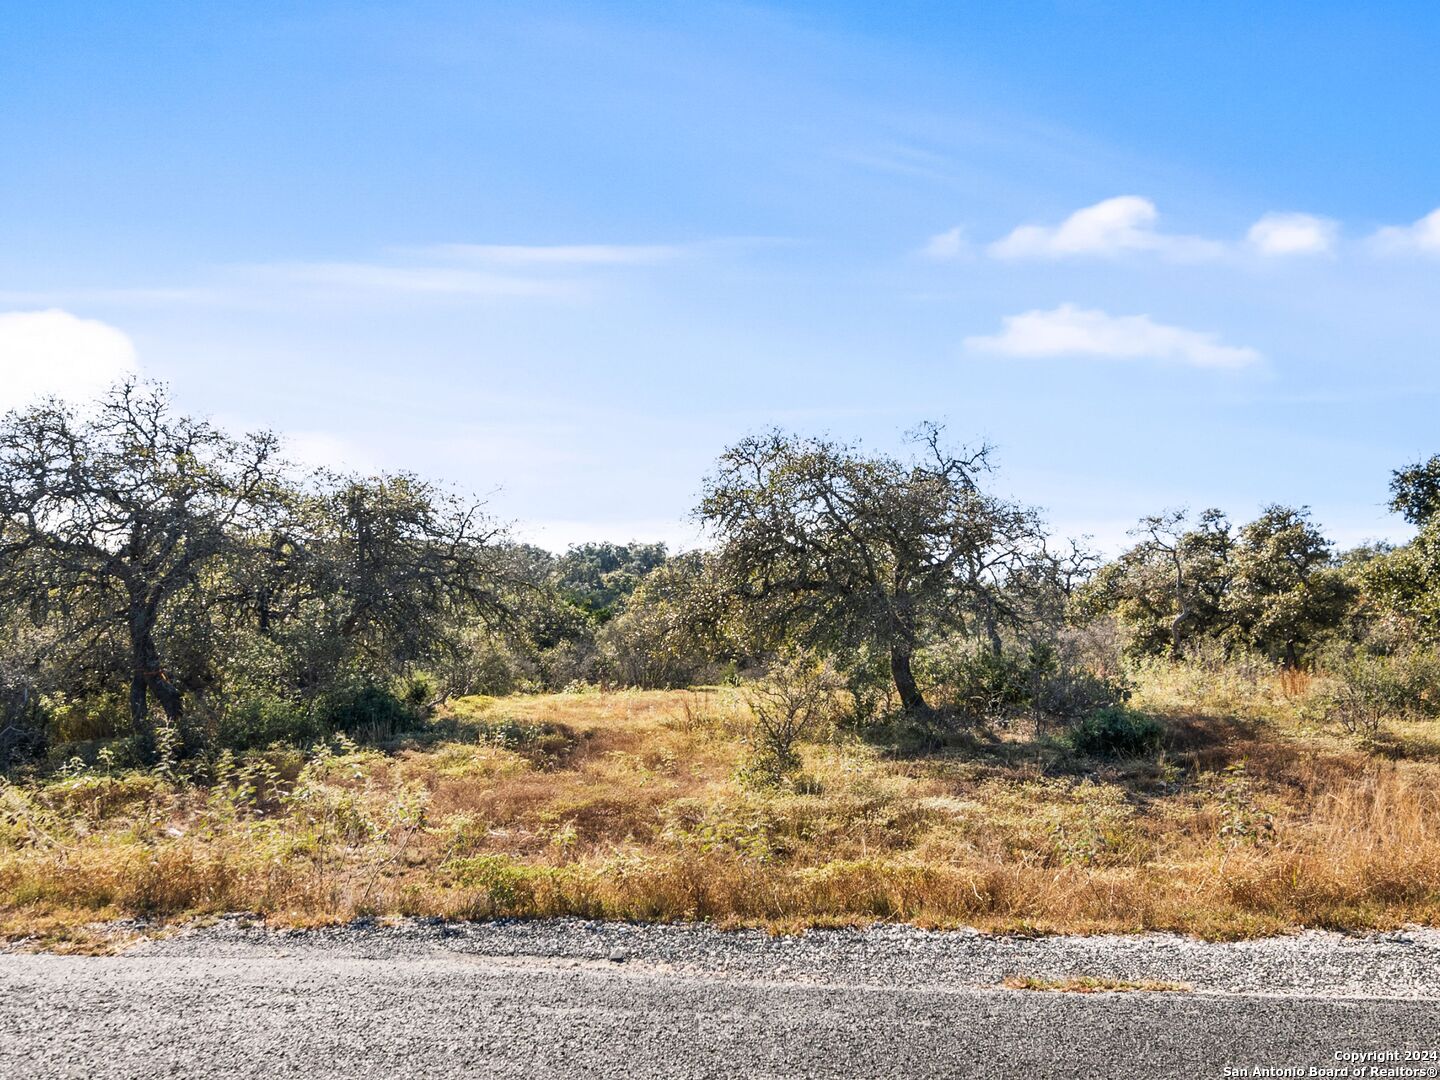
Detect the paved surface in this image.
<box><xmin>3</xmin><ymin>918</ymin><xmax>1440</xmax><ymax>1078</ymax></box>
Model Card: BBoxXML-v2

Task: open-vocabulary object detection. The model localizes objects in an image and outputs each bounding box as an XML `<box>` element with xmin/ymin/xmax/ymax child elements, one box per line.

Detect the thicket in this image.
<box><xmin>4</xmin><ymin>383</ymin><xmax>1440</xmax><ymax>777</ymax></box>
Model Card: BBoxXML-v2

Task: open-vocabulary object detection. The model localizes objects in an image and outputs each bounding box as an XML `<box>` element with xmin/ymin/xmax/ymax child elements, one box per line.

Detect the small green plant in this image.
<box><xmin>1216</xmin><ymin>763</ymin><xmax>1276</xmax><ymax>847</ymax></box>
<box><xmin>152</xmin><ymin>717</ymin><xmax>182</xmax><ymax>785</ymax></box>
<box><xmin>1069</xmin><ymin>707</ymin><xmax>1163</xmax><ymax>758</ymax></box>
<box><xmin>475</xmin><ymin>718</ymin><xmax>576</xmax><ymax>768</ymax></box>
<box><xmin>744</xmin><ymin>655</ymin><xmax>842</xmax><ymax>782</ymax></box>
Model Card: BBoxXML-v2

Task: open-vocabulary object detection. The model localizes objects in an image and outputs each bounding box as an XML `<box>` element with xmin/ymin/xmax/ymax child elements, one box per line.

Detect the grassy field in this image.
<box><xmin>5</xmin><ymin>665</ymin><xmax>1440</xmax><ymax>949</ymax></box>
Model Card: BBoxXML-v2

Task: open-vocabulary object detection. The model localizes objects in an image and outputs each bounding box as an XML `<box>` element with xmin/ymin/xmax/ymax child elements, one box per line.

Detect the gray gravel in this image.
<box><xmin>3</xmin><ymin>917</ymin><xmax>1440</xmax><ymax>1078</ymax></box>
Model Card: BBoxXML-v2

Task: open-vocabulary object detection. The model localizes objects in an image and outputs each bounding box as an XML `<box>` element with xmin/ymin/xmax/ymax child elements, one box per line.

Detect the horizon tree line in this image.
<box><xmin>1</xmin><ymin>379</ymin><xmax>1436</xmax><ymax>770</ymax></box>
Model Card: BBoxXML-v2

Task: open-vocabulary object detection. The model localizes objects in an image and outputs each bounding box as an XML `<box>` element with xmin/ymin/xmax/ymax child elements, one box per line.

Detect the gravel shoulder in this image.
<box><xmin>3</xmin><ymin>918</ymin><xmax>1440</xmax><ymax>1078</ymax></box>
<box><xmin>128</xmin><ymin>916</ymin><xmax>1440</xmax><ymax>998</ymax></box>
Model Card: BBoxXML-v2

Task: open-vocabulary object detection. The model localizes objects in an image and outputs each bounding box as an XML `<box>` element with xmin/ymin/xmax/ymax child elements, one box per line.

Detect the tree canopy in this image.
<box><xmin>700</xmin><ymin>426</ymin><xmax>1048</xmax><ymax>711</ymax></box>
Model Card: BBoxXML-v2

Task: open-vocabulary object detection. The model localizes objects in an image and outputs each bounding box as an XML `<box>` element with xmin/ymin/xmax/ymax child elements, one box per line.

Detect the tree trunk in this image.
<box><xmin>129</xmin><ymin>602</ymin><xmax>183</xmax><ymax>732</ymax></box>
<box><xmin>1170</xmin><ymin>551</ymin><xmax>1186</xmax><ymax>657</ymax></box>
<box><xmin>129</xmin><ymin>671</ymin><xmax>149</xmax><ymax>736</ymax></box>
<box><xmin>890</xmin><ymin>644</ymin><xmax>927</xmax><ymax>713</ymax></box>
<box><xmin>982</xmin><ymin>601</ymin><xmax>1003</xmax><ymax>657</ymax></box>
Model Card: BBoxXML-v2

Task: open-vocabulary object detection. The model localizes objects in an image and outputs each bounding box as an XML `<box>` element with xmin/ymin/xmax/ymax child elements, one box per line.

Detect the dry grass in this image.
<box><xmin>6</xmin><ymin>670</ymin><xmax>1440</xmax><ymax>948</ymax></box>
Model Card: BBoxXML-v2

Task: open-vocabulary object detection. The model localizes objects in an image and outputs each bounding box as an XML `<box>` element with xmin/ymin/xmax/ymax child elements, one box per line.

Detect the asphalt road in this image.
<box><xmin>2</xmin><ymin>921</ymin><xmax>1438</xmax><ymax>1079</ymax></box>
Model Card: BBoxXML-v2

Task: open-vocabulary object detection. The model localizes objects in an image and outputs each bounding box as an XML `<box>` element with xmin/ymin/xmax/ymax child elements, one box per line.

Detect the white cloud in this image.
<box><xmin>965</xmin><ymin>303</ymin><xmax>1261</xmax><ymax>370</ymax></box>
<box><xmin>919</xmin><ymin>226</ymin><xmax>969</xmax><ymax>261</ymax></box>
<box><xmin>1246</xmin><ymin>212</ymin><xmax>1337</xmax><ymax>256</ymax></box>
<box><xmin>0</xmin><ymin>308</ymin><xmax>139</xmax><ymax>409</ymax></box>
<box><xmin>1370</xmin><ymin>208</ymin><xmax>1440</xmax><ymax>256</ymax></box>
<box><xmin>988</xmin><ymin>196</ymin><xmax>1224</xmax><ymax>261</ymax></box>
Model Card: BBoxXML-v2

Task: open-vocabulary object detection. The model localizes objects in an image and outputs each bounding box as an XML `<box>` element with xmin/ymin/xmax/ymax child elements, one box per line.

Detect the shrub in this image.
<box><xmin>745</xmin><ymin>655</ymin><xmax>843</xmax><ymax>781</ymax></box>
<box><xmin>475</xmin><ymin>717</ymin><xmax>577</xmax><ymax>768</ymax></box>
<box><xmin>317</xmin><ymin>682</ymin><xmax>421</xmax><ymax>741</ymax></box>
<box><xmin>1069</xmin><ymin>707</ymin><xmax>1164</xmax><ymax>758</ymax></box>
<box><xmin>399</xmin><ymin>671</ymin><xmax>434</xmax><ymax>710</ymax></box>
<box><xmin>918</xmin><ymin>642</ymin><xmax>1029</xmax><ymax>723</ymax></box>
<box><xmin>45</xmin><ymin>691</ymin><xmax>129</xmax><ymax>744</ymax></box>
<box><xmin>218</xmin><ymin>694</ymin><xmax>323</xmax><ymax>751</ymax></box>
<box><xmin>919</xmin><ymin>637</ymin><xmax>1128</xmax><ymax>730</ymax></box>
<box><xmin>1029</xmin><ymin>662</ymin><xmax>1130</xmax><ymax>725</ymax></box>
<box><xmin>1309</xmin><ymin>643</ymin><xmax>1440</xmax><ymax>739</ymax></box>
<box><xmin>1</xmin><ymin>689</ymin><xmax>49</xmax><ymax>773</ymax></box>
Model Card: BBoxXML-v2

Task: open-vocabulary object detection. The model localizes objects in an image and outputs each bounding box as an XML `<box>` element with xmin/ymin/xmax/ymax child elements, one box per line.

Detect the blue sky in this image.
<box><xmin>3</xmin><ymin>1</ymin><xmax>1439</xmax><ymax>552</ymax></box>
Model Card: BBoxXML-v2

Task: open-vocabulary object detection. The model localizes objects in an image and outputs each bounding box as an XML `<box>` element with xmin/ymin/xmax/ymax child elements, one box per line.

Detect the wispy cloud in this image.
<box><xmin>0</xmin><ymin>243</ymin><xmax>694</xmax><ymax>310</ymax></box>
<box><xmin>251</xmin><ymin>239</ymin><xmax>710</xmax><ymax>300</ymax></box>
<box><xmin>988</xmin><ymin>196</ymin><xmax>1224</xmax><ymax>261</ymax></box>
<box><xmin>965</xmin><ymin>303</ymin><xmax>1261</xmax><ymax>369</ymax></box>
<box><xmin>1370</xmin><ymin>207</ymin><xmax>1440</xmax><ymax>256</ymax></box>
<box><xmin>1246</xmin><ymin>212</ymin><xmax>1338</xmax><ymax>256</ymax></box>
<box><xmin>261</xmin><ymin>261</ymin><xmax>578</xmax><ymax>298</ymax></box>
<box><xmin>0</xmin><ymin>286</ymin><xmax>223</xmax><ymax>307</ymax></box>
<box><xmin>0</xmin><ymin>308</ymin><xmax>140</xmax><ymax>409</ymax></box>
<box><xmin>417</xmin><ymin>243</ymin><xmax>687</xmax><ymax>265</ymax></box>
<box><xmin>918</xmin><ymin>226</ymin><xmax>969</xmax><ymax>261</ymax></box>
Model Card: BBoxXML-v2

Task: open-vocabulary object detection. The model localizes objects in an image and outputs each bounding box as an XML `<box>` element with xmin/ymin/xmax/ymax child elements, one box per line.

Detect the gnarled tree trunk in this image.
<box><xmin>128</xmin><ymin>601</ymin><xmax>183</xmax><ymax>742</ymax></box>
<box><xmin>889</xmin><ymin>644</ymin><xmax>927</xmax><ymax>713</ymax></box>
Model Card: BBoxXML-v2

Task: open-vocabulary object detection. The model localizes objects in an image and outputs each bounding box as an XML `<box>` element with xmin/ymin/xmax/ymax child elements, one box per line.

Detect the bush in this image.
<box><xmin>317</xmin><ymin>682</ymin><xmax>422</xmax><ymax>741</ymax></box>
<box><xmin>45</xmin><ymin>690</ymin><xmax>130</xmax><ymax>743</ymax></box>
<box><xmin>1031</xmin><ymin>667</ymin><xmax>1129</xmax><ymax>724</ymax></box>
<box><xmin>1309</xmin><ymin>643</ymin><xmax>1440</xmax><ymax>739</ymax></box>
<box><xmin>1070</xmin><ymin>707</ymin><xmax>1164</xmax><ymax>758</ymax></box>
<box><xmin>918</xmin><ymin>637</ymin><xmax>1128</xmax><ymax>729</ymax></box>
<box><xmin>918</xmin><ymin>642</ymin><xmax>1029</xmax><ymax>723</ymax></box>
<box><xmin>218</xmin><ymin>694</ymin><xmax>324</xmax><ymax>751</ymax></box>
<box><xmin>744</xmin><ymin>655</ymin><xmax>843</xmax><ymax>781</ymax></box>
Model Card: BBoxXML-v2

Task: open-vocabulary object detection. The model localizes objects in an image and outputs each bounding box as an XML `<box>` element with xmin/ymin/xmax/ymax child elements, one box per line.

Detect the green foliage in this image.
<box><xmin>1226</xmin><ymin>506</ymin><xmax>1353</xmax><ymax>664</ymax></box>
<box><xmin>553</xmin><ymin>542</ymin><xmax>668</xmax><ymax>623</ymax></box>
<box><xmin>45</xmin><ymin>691</ymin><xmax>130</xmax><ymax>744</ymax></box>
<box><xmin>8</xmin><ymin>384</ymin><xmax>1440</xmax><ymax>780</ymax></box>
<box><xmin>918</xmin><ymin>642</ymin><xmax>1031</xmax><ymax>722</ymax></box>
<box><xmin>1029</xmin><ymin>659</ymin><xmax>1131</xmax><ymax>725</ymax></box>
<box><xmin>1079</xmin><ymin>505</ymin><xmax>1352</xmax><ymax>664</ymax></box>
<box><xmin>1390</xmin><ymin>454</ymin><xmax>1440</xmax><ymax>526</ymax></box>
<box><xmin>744</xmin><ymin>654</ymin><xmax>843</xmax><ymax>781</ymax></box>
<box><xmin>1357</xmin><ymin>523</ymin><xmax>1440</xmax><ymax>641</ymax></box>
<box><xmin>595</xmin><ymin>552</ymin><xmax>726</xmax><ymax>689</ymax></box>
<box><xmin>316</xmin><ymin>681</ymin><xmax>423</xmax><ymax>741</ymax></box>
<box><xmin>1308</xmin><ymin>642</ymin><xmax>1440</xmax><ymax>739</ymax></box>
<box><xmin>1215</xmin><ymin>763</ymin><xmax>1276</xmax><ymax>847</ymax></box>
<box><xmin>1069</xmin><ymin>707</ymin><xmax>1164</xmax><ymax>758</ymax></box>
<box><xmin>474</xmin><ymin>717</ymin><xmax>577</xmax><ymax>768</ymax></box>
<box><xmin>700</xmin><ymin>425</ymin><xmax>1050</xmax><ymax>712</ymax></box>
<box><xmin>217</xmin><ymin>694</ymin><xmax>323</xmax><ymax>751</ymax></box>
<box><xmin>915</xmin><ymin>638</ymin><xmax>1129</xmax><ymax>729</ymax></box>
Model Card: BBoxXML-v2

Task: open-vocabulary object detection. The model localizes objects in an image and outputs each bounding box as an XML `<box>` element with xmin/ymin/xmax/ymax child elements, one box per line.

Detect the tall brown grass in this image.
<box><xmin>6</xmin><ymin>674</ymin><xmax>1440</xmax><ymax>947</ymax></box>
